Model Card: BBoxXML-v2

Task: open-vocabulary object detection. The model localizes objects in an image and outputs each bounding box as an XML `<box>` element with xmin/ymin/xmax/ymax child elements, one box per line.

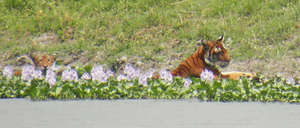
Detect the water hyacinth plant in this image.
<box><xmin>184</xmin><ymin>78</ymin><xmax>192</xmax><ymax>88</ymax></box>
<box><xmin>45</xmin><ymin>69</ymin><xmax>56</xmax><ymax>86</ymax></box>
<box><xmin>286</xmin><ymin>77</ymin><xmax>296</xmax><ymax>85</ymax></box>
<box><xmin>200</xmin><ymin>69</ymin><xmax>214</xmax><ymax>81</ymax></box>
<box><xmin>48</xmin><ymin>62</ymin><xmax>61</xmax><ymax>73</ymax></box>
<box><xmin>138</xmin><ymin>69</ymin><xmax>155</xmax><ymax>86</ymax></box>
<box><xmin>81</xmin><ymin>72</ymin><xmax>91</xmax><ymax>80</ymax></box>
<box><xmin>91</xmin><ymin>65</ymin><xmax>113</xmax><ymax>83</ymax></box>
<box><xmin>117</xmin><ymin>74</ymin><xmax>128</xmax><ymax>81</ymax></box>
<box><xmin>124</xmin><ymin>64</ymin><xmax>140</xmax><ymax>80</ymax></box>
<box><xmin>32</xmin><ymin>69</ymin><xmax>43</xmax><ymax>80</ymax></box>
<box><xmin>61</xmin><ymin>67</ymin><xmax>78</xmax><ymax>82</ymax></box>
<box><xmin>106</xmin><ymin>70</ymin><xmax>114</xmax><ymax>78</ymax></box>
<box><xmin>0</xmin><ymin>64</ymin><xmax>299</xmax><ymax>102</ymax></box>
<box><xmin>21</xmin><ymin>65</ymin><xmax>39</xmax><ymax>81</ymax></box>
<box><xmin>159</xmin><ymin>69</ymin><xmax>173</xmax><ymax>83</ymax></box>
<box><xmin>3</xmin><ymin>66</ymin><xmax>13</xmax><ymax>79</ymax></box>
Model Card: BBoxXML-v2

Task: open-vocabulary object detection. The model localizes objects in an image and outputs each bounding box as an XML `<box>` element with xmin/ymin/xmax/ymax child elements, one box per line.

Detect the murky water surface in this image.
<box><xmin>0</xmin><ymin>99</ymin><xmax>299</xmax><ymax>128</ymax></box>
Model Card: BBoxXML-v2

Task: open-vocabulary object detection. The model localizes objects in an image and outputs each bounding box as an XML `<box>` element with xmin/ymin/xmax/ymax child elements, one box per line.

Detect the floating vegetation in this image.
<box><xmin>0</xmin><ymin>64</ymin><xmax>299</xmax><ymax>102</ymax></box>
<box><xmin>0</xmin><ymin>65</ymin><xmax>300</xmax><ymax>103</ymax></box>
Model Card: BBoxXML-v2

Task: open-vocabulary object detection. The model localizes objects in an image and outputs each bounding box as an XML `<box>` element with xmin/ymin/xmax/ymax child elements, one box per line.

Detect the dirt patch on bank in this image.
<box><xmin>222</xmin><ymin>56</ymin><xmax>300</xmax><ymax>79</ymax></box>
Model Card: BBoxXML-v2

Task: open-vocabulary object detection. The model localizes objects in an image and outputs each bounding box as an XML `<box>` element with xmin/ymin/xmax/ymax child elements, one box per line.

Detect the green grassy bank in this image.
<box><xmin>0</xmin><ymin>0</ymin><xmax>299</xmax><ymax>67</ymax></box>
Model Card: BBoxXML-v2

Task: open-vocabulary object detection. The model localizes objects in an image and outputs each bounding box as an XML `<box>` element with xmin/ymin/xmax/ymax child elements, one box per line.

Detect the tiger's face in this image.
<box><xmin>204</xmin><ymin>36</ymin><xmax>230</xmax><ymax>68</ymax></box>
<box><xmin>32</xmin><ymin>54</ymin><xmax>56</xmax><ymax>69</ymax></box>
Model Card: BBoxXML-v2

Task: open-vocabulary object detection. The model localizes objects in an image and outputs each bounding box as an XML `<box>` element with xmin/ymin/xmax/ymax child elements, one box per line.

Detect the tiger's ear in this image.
<box><xmin>217</xmin><ymin>35</ymin><xmax>224</xmax><ymax>42</ymax></box>
<box><xmin>29</xmin><ymin>53</ymin><xmax>38</xmax><ymax>60</ymax></box>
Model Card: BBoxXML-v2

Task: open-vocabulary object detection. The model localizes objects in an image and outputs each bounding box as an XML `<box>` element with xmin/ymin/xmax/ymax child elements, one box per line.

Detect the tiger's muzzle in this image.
<box><xmin>206</xmin><ymin>54</ymin><xmax>230</xmax><ymax>68</ymax></box>
<box><xmin>218</xmin><ymin>61</ymin><xmax>230</xmax><ymax>68</ymax></box>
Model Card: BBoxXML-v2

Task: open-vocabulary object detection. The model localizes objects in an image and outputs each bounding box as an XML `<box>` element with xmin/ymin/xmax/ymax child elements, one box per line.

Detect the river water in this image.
<box><xmin>0</xmin><ymin>99</ymin><xmax>299</xmax><ymax>128</ymax></box>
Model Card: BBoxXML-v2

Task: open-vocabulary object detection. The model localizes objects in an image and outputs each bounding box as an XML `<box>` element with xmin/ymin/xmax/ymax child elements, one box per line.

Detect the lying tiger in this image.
<box><xmin>171</xmin><ymin>36</ymin><xmax>255</xmax><ymax>80</ymax></box>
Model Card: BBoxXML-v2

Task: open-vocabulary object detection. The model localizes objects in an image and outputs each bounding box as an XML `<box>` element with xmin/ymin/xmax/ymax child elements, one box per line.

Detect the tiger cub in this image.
<box><xmin>13</xmin><ymin>54</ymin><xmax>56</xmax><ymax>76</ymax></box>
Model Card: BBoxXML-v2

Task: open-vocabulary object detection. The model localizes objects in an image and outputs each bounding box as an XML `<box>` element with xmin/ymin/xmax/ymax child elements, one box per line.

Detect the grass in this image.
<box><xmin>0</xmin><ymin>0</ymin><xmax>299</xmax><ymax>67</ymax></box>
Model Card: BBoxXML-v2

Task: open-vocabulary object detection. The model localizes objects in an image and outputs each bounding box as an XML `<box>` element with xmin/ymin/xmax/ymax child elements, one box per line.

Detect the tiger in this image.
<box><xmin>31</xmin><ymin>54</ymin><xmax>56</xmax><ymax>69</ymax></box>
<box><xmin>13</xmin><ymin>54</ymin><xmax>56</xmax><ymax>76</ymax></box>
<box><xmin>171</xmin><ymin>36</ymin><xmax>255</xmax><ymax>80</ymax></box>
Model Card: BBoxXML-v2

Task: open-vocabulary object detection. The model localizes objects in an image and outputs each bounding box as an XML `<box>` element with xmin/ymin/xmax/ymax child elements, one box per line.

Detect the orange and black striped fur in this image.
<box><xmin>171</xmin><ymin>36</ymin><xmax>255</xmax><ymax>80</ymax></box>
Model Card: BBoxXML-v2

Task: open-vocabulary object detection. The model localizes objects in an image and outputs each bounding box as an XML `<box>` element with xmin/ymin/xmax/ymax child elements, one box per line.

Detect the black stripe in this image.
<box><xmin>191</xmin><ymin>56</ymin><xmax>197</xmax><ymax>66</ymax></box>
<box><xmin>181</xmin><ymin>64</ymin><xmax>189</xmax><ymax>71</ymax></box>
<box><xmin>182</xmin><ymin>67</ymin><xmax>190</xmax><ymax>75</ymax></box>
<box><xmin>196</xmin><ymin>56</ymin><xmax>202</xmax><ymax>66</ymax></box>
<box><xmin>184</xmin><ymin>58</ymin><xmax>193</xmax><ymax>68</ymax></box>
<box><xmin>180</xmin><ymin>64</ymin><xmax>190</xmax><ymax>74</ymax></box>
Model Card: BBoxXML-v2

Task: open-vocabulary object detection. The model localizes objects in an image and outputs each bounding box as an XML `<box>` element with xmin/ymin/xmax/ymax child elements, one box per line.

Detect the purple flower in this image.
<box><xmin>21</xmin><ymin>65</ymin><xmax>35</xmax><ymax>81</ymax></box>
<box><xmin>138</xmin><ymin>69</ymin><xmax>154</xmax><ymax>86</ymax></box>
<box><xmin>117</xmin><ymin>74</ymin><xmax>128</xmax><ymax>81</ymax></box>
<box><xmin>46</xmin><ymin>69</ymin><xmax>56</xmax><ymax>86</ymax></box>
<box><xmin>3</xmin><ymin>66</ymin><xmax>13</xmax><ymax>79</ymax></box>
<box><xmin>138</xmin><ymin>75</ymin><xmax>148</xmax><ymax>86</ymax></box>
<box><xmin>200</xmin><ymin>69</ymin><xmax>214</xmax><ymax>81</ymax></box>
<box><xmin>91</xmin><ymin>65</ymin><xmax>113</xmax><ymax>83</ymax></box>
<box><xmin>124</xmin><ymin>64</ymin><xmax>140</xmax><ymax>80</ymax></box>
<box><xmin>286</xmin><ymin>77</ymin><xmax>295</xmax><ymax>85</ymax></box>
<box><xmin>184</xmin><ymin>78</ymin><xmax>192</xmax><ymax>88</ymax></box>
<box><xmin>61</xmin><ymin>68</ymin><xmax>78</xmax><ymax>82</ymax></box>
<box><xmin>32</xmin><ymin>69</ymin><xmax>43</xmax><ymax>79</ymax></box>
<box><xmin>145</xmin><ymin>69</ymin><xmax>155</xmax><ymax>78</ymax></box>
<box><xmin>159</xmin><ymin>69</ymin><xmax>173</xmax><ymax>83</ymax></box>
<box><xmin>48</xmin><ymin>61</ymin><xmax>59</xmax><ymax>71</ymax></box>
<box><xmin>81</xmin><ymin>72</ymin><xmax>91</xmax><ymax>80</ymax></box>
<box><xmin>106</xmin><ymin>69</ymin><xmax>115</xmax><ymax>77</ymax></box>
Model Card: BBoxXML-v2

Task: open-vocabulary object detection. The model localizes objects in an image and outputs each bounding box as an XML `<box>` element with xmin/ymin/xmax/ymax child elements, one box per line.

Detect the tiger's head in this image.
<box><xmin>32</xmin><ymin>54</ymin><xmax>56</xmax><ymax>69</ymax></box>
<box><xmin>203</xmin><ymin>35</ymin><xmax>230</xmax><ymax>68</ymax></box>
